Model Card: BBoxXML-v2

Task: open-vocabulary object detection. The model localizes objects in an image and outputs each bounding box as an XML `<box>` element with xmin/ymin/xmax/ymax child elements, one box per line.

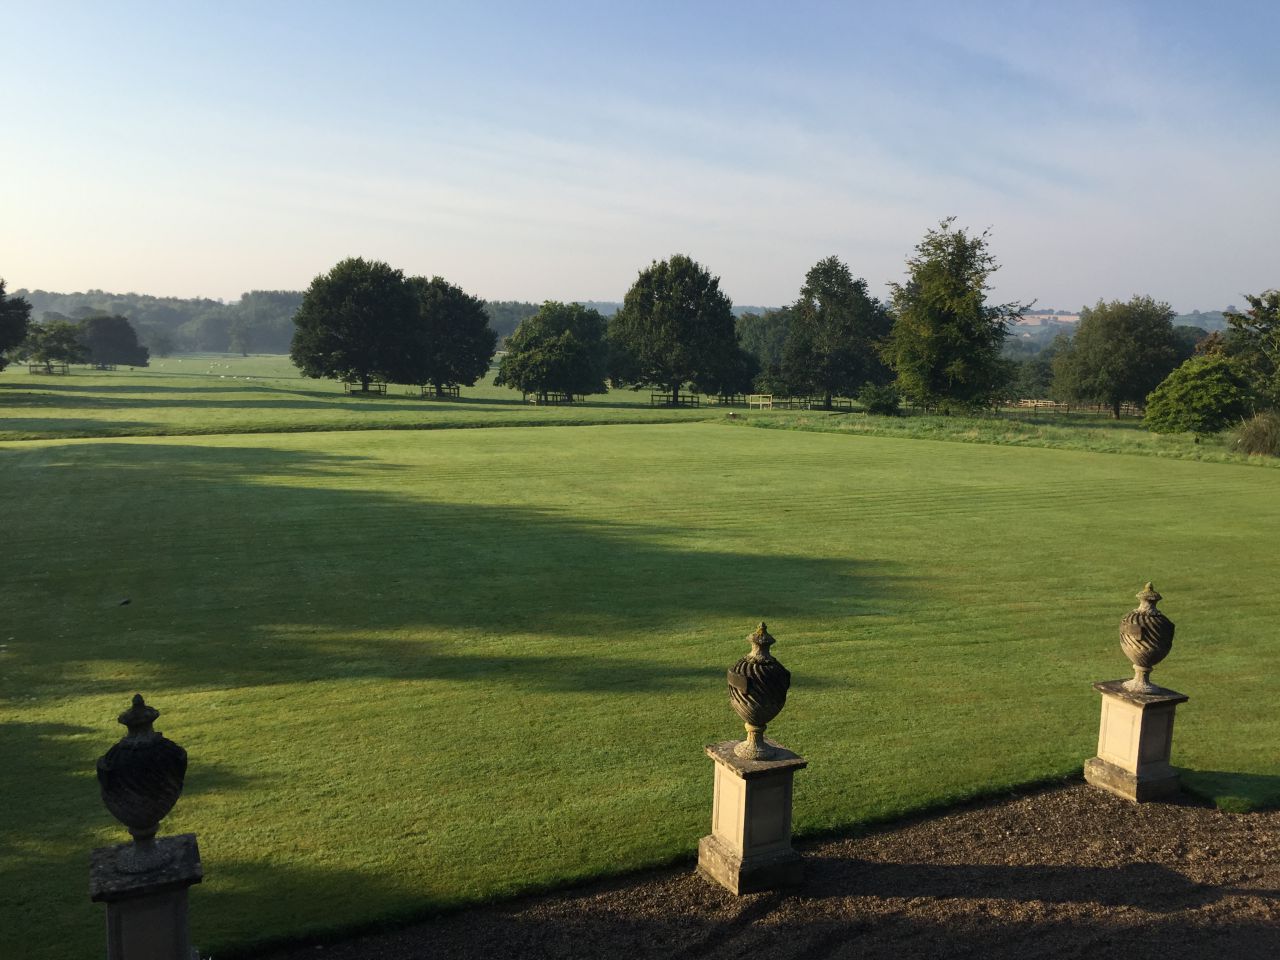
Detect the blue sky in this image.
<box><xmin>2</xmin><ymin>1</ymin><xmax>1277</xmax><ymax>311</ymax></box>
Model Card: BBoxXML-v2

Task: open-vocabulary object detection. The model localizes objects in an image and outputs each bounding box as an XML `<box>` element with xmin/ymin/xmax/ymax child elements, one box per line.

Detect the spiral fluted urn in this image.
<box><xmin>727</xmin><ymin>623</ymin><xmax>792</xmax><ymax>760</ymax></box>
<box><xmin>1119</xmin><ymin>583</ymin><xmax>1175</xmax><ymax>693</ymax></box>
<box><xmin>96</xmin><ymin>694</ymin><xmax>188</xmax><ymax>870</ymax></box>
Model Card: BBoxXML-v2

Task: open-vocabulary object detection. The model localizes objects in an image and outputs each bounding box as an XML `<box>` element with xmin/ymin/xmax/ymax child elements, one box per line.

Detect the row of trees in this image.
<box><xmin>0</xmin><ymin>283</ymin><xmax>150</xmax><ymax>369</ymax></box>
<box><xmin>1000</xmin><ymin>291</ymin><xmax>1278</xmax><ymax>434</ymax></box>
<box><xmin>12</xmin><ymin>288</ymin><xmax>560</xmax><ymax>358</ymax></box>
<box><xmin>493</xmin><ymin>219</ymin><xmax>1024</xmax><ymax>411</ymax></box>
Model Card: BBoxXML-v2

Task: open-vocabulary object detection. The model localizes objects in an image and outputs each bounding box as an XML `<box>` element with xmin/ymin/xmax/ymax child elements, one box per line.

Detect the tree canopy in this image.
<box><xmin>495</xmin><ymin>302</ymin><xmax>609</xmax><ymax>401</ymax></box>
<box><xmin>882</xmin><ymin>219</ymin><xmax>1023</xmax><ymax>412</ymax></box>
<box><xmin>290</xmin><ymin>258</ymin><xmax>419</xmax><ymax>390</ymax></box>
<box><xmin>19</xmin><ymin>319</ymin><xmax>89</xmax><ymax>366</ymax></box>
<box><xmin>79</xmin><ymin>314</ymin><xmax>150</xmax><ymax>366</ymax></box>
<box><xmin>0</xmin><ymin>280</ymin><xmax>32</xmax><ymax>372</ymax></box>
<box><xmin>402</xmin><ymin>276</ymin><xmax>497</xmax><ymax>395</ymax></box>
<box><xmin>608</xmin><ymin>254</ymin><xmax>739</xmax><ymax>403</ymax></box>
<box><xmin>781</xmin><ymin>256</ymin><xmax>892</xmax><ymax>408</ymax></box>
<box><xmin>1223</xmin><ymin>290</ymin><xmax>1280</xmax><ymax>408</ymax></box>
<box><xmin>1052</xmin><ymin>296</ymin><xmax>1179</xmax><ymax>418</ymax></box>
<box><xmin>736</xmin><ymin>307</ymin><xmax>793</xmax><ymax>370</ymax></box>
<box><xmin>1144</xmin><ymin>354</ymin><xmax>1257</xmax><ymax>435</ymax></box>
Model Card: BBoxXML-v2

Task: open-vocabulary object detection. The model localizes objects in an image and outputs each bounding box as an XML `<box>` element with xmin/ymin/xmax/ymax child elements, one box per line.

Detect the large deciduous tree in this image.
<box><xmin>1223</xmin><ymin>290</ymin><xmax>1280</xmax><ymax>408</ymax></box>
<box><xmin>79</xmin><ymin>314</ymin><xmax>150</xmax><ymax>366</ymax></box>
<box><xmin>290</xmin><ymin>258</ymin><xmax>418</xmax><ymax>391</ymax></box>
<box><xmin>1051</xmin><ymin>296</ymin><xmax>1179</xmax><ymax>418</ymax></box>
<box><xmin>495</xmin><ymin>301</ymin><xmax>609</xmax><ymax>402</ymax></box>
<box><xmin>882</xmin><ymin>219</ymin><xmax>1023</xmax><ymax>412</ymax></box>
<box><xmin>401</xmin><ymin>276</ymin><xmax>497</xmax><ymax>396</ymax></box>
<box><xmin>608</xmin><ymin>254</ymin><xmax>739</xmax><ymax>404</ymax></box>
<box><xmin>0</xmin><ymin>280</ymin><xmax>33</xmax><ymax>372</ymax></box>
<box><xmin>19</xmin><ymin>320</ymin><xmax>89</xmax><ymax>367</ymax></box>
<box><xmin>782</xmin><ymin>256</ymin><xmax>892</xmax><ymax>409</ymax></box>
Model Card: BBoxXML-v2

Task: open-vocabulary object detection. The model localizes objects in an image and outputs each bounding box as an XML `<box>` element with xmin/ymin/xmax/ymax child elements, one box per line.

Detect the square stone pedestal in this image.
<box><xmin>1084</xmin><ymin>680</ymin><xmax>1188</xmax><ymax>802</ymax></box>
<box><xmin>90</xmin><ymin>833</ymin><xmax>202</xmax><ymax>960</ymax></box>
<box><xmin>698</xmin><ymin>740</ymin><xmax>807</xmax><ymax>894</ymax></box>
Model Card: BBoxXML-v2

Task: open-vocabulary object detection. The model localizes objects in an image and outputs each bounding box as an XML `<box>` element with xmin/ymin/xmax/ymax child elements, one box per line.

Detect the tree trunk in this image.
<box><xmin>435</xmin><ymin>380</ymin><xmax>444</xmax><ymax>398</ymax></box>
<box><xmin>823</xmin><ymin>390</ymin><xmax>833</xmax><ymax>410</ymax></box>
<box><xmin>539</xmin><ymin>389</ymin><xmax>548</xmax><ymax>403</ymax></box>
<box><xmin>1111</xmin><ymin>399</ymin><xmax>1121</xmax><ymax>419</ymax></box>
<box><xmin>361</xmin><ymin>376</ymin><xmax>370</xmax><ymax>392</ymax></box>
<box><xmin>671</xmin><ymin>382</ymin><xmax>680</xmax><ymax>406</ymax></box>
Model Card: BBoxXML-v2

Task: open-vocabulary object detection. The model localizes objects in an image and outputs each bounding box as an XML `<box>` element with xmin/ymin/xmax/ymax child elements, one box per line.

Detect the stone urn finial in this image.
<box><xmin>727</xmin><ymin>623</ymin><xmax>792</xmax><ymax>760</ymax></box>
<box><xmin>96</xmin><ymin>694</ymin><xmax>188</xmax><ymax>872</ymax></box>
<box><xmin>1119</xmin><ymin>583</ymin><xmax>1175</xmax><ymax>693</ymax></box>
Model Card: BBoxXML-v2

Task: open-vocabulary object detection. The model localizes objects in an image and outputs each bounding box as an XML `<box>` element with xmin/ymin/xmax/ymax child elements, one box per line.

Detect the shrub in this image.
<box><xmin>858</xmin><ymin>383</ymin><xmax>901</xmax><ymax>416</ymax></box>
<box><xmin>1144</xmin><ymin>355</ymin><xmax>1256</xmax><ymax>435</ymax></box>
<box><xmin>1231</xmin><ymin>411</ymin><xmax>1280</xmax><ymax>457</ymax></box>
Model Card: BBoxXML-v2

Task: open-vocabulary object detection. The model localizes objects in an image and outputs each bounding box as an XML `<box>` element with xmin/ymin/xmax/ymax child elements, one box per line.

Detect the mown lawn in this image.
<box><xmin>1</xmin><ymin>422</ymin><xmax>1277</xmax><ymax>959</ymax></box>
<box><xmin>0</xmin><ymin>354</ymin><xmax>714</xmax><ymax>440</ymax></box>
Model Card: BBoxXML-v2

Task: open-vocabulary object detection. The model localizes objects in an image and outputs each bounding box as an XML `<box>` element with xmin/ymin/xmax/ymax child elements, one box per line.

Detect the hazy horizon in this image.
<box><xmin>3</xmin><ymin>2</ymin><xmax>1277</xmax><ymax>312</ymax></box>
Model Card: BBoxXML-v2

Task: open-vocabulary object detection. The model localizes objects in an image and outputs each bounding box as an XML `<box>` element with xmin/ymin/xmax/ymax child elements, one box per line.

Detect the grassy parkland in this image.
<box><xmin>1</xmin><ymin>360</ymin><xmax>1278</xmax><ymax>959</ymax></box>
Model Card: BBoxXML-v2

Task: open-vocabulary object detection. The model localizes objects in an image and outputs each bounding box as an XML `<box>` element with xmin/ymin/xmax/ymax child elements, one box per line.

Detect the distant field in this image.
<box><xmin>2</xmin><ymin>422</ymin><xmax>1277</xmax><ymax>959</ymax></box>
<box><xmin>0</xmin><ymin>354</ymin><xmax>714</xmax><ymax>440</ymax></box>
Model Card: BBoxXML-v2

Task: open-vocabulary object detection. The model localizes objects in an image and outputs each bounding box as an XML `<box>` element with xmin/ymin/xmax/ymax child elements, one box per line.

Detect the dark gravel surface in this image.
<box><xmin>259</xmin><ymin>783</ymin><xmax>1279</xmax><ymax>960</ymax></box>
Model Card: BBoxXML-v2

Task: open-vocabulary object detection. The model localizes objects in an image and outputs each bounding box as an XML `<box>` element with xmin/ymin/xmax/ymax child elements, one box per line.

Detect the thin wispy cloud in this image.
<box><xmin>1</xmin><ymin>1</ymin><xmax>1276</xmax><ymax>309</ymax></box>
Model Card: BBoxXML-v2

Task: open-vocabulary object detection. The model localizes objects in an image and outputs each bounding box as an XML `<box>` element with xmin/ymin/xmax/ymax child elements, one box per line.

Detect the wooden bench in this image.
<box><xmin>420</xmin><ymin>384</ymin><xmax>461</xmax><ymax>399</ymax></box>
<box><xmin>343</xmin><ymin>380</ymin><xmax>387</xmax><ymax>395</ymax></box>
<box><xmin>524</xmin><ymin>392</ymin><xmax>585</xmax><ymax>405</ymax></box>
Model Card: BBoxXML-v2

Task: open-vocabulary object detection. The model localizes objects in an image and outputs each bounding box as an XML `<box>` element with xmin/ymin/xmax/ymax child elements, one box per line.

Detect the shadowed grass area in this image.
<box><xmin>1</xmin><ymin>423</ymin><xmax>1277</xmax><ymax>959</ymax></box>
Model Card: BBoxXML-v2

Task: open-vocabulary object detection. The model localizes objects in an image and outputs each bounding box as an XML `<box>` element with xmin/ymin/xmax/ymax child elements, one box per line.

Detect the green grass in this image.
<box><xmin>735</xmin><ymin>407</ymin><xmax>1280</xmax><ymax>468</ymax></box>
<box><xmin>2</xmin><ymin>422</ymin><xmax>1277</xmax><ymax>959</ymax></box>
<box><xmin>0</xmin><ymin>354</ymin><xmax>715</xmax><ymax>440</ymax></box>
<box><xmin>5</xmin><ymin>356</ymin><xmax>1275</xmax><ymax>472</ymax></box>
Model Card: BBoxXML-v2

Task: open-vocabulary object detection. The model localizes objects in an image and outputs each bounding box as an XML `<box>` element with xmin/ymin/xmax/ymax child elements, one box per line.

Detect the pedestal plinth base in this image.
<box><xmin>698</xmin><ymin>833</ymin><xmax>803</xmax><ymax>894</ymax></box>
<box><xmin>1085</xmin><ymin>680</ymin><xmax>1187</xmax><ymax>804</ymax></box>
<box><xmin>1084</xmin><ymin>756</ymin><xmax>1181</xmax><ymax>802</ymax></box>
<box><xmin>90</xmin><ymin>833</ymin><xmax>202</xmax><ymax>960</ymax></box>
<box><xmin>698</xmin><ymin>739</ymin><xmax>807</xmax><ymax>895</ymax></box>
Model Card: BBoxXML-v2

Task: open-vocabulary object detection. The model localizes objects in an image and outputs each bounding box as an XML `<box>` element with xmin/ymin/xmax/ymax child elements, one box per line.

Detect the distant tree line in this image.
<box><xmin>10</xmin><ymin>231</ymin><xmax>1276</xmax><ymax>448</ymax></box>
<box><xmin>10</xmin><ymin>288</ymin><xmax>567</xmax><ymax>357</ymax></box>
<box><xmin>0</xmin><ymin>283</ymin><xmax>151</xmax><ymax>370</ymax></box>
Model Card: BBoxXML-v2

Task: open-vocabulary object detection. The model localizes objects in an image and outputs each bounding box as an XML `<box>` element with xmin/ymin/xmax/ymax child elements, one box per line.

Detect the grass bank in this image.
<box><xmin>733</xmin><ymin>407</ymin><xmax>1279</xmax><ymax>468</ymax></box>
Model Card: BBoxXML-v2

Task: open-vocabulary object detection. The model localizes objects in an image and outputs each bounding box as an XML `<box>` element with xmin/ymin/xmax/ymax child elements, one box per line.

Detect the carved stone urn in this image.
<box><xmin>96</xmin><ymin>694</ymin><xmax>188</xmax><ymax>872</ymax></box>
<box><xmin>727</xmin><ymin>623</ymin><xmax>792</xmax><ymax>760</ymax></box>
<box><xmin>1119</xmin><ymin>583</ymin><xmax>1175</xmax><ymax>693</ymax></box>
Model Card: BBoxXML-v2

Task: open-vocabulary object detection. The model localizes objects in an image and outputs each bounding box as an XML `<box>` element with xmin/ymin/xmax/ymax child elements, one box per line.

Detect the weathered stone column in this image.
<box><xmin>698</xmin><ymin>623</ymin><xmax>807</xmax><ymax>894</ymax></box>
<box><xmin>90</xmin><ymin>694</ymin><xmax>202</xmax><ymax>960</ymax></box>
<box><xmin>1084</xmin><ymin>584</ymin><xmax>1189</xmax><ymax>802</ymax></box>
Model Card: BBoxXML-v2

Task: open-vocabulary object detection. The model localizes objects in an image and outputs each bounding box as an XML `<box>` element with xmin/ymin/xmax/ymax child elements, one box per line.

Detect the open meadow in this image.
<box><xmin>1</xmin><ymin>361</ymin><xmax>1278</xmax><ymax>959</ymax></box>
<box><xmin>0</xmin><ymin>355</ymin><xmax>713</xmax><ymax>440</ymax></box>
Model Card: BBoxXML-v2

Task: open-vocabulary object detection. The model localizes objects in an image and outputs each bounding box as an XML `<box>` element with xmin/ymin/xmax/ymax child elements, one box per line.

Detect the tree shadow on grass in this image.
<box><xmin>0</xmin><ymin>417</ymin><xmax>160</xmax><ymax>435</ymax></box>
<box><xmin>1180</xmin><ymin>770</ymin><xmax>1280</xmax><ymax>811</ymax></box>
<box><xmin>1</xmin><ymin>441</ymin><xmax>908</xmax><ymax>702</ymax></box>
